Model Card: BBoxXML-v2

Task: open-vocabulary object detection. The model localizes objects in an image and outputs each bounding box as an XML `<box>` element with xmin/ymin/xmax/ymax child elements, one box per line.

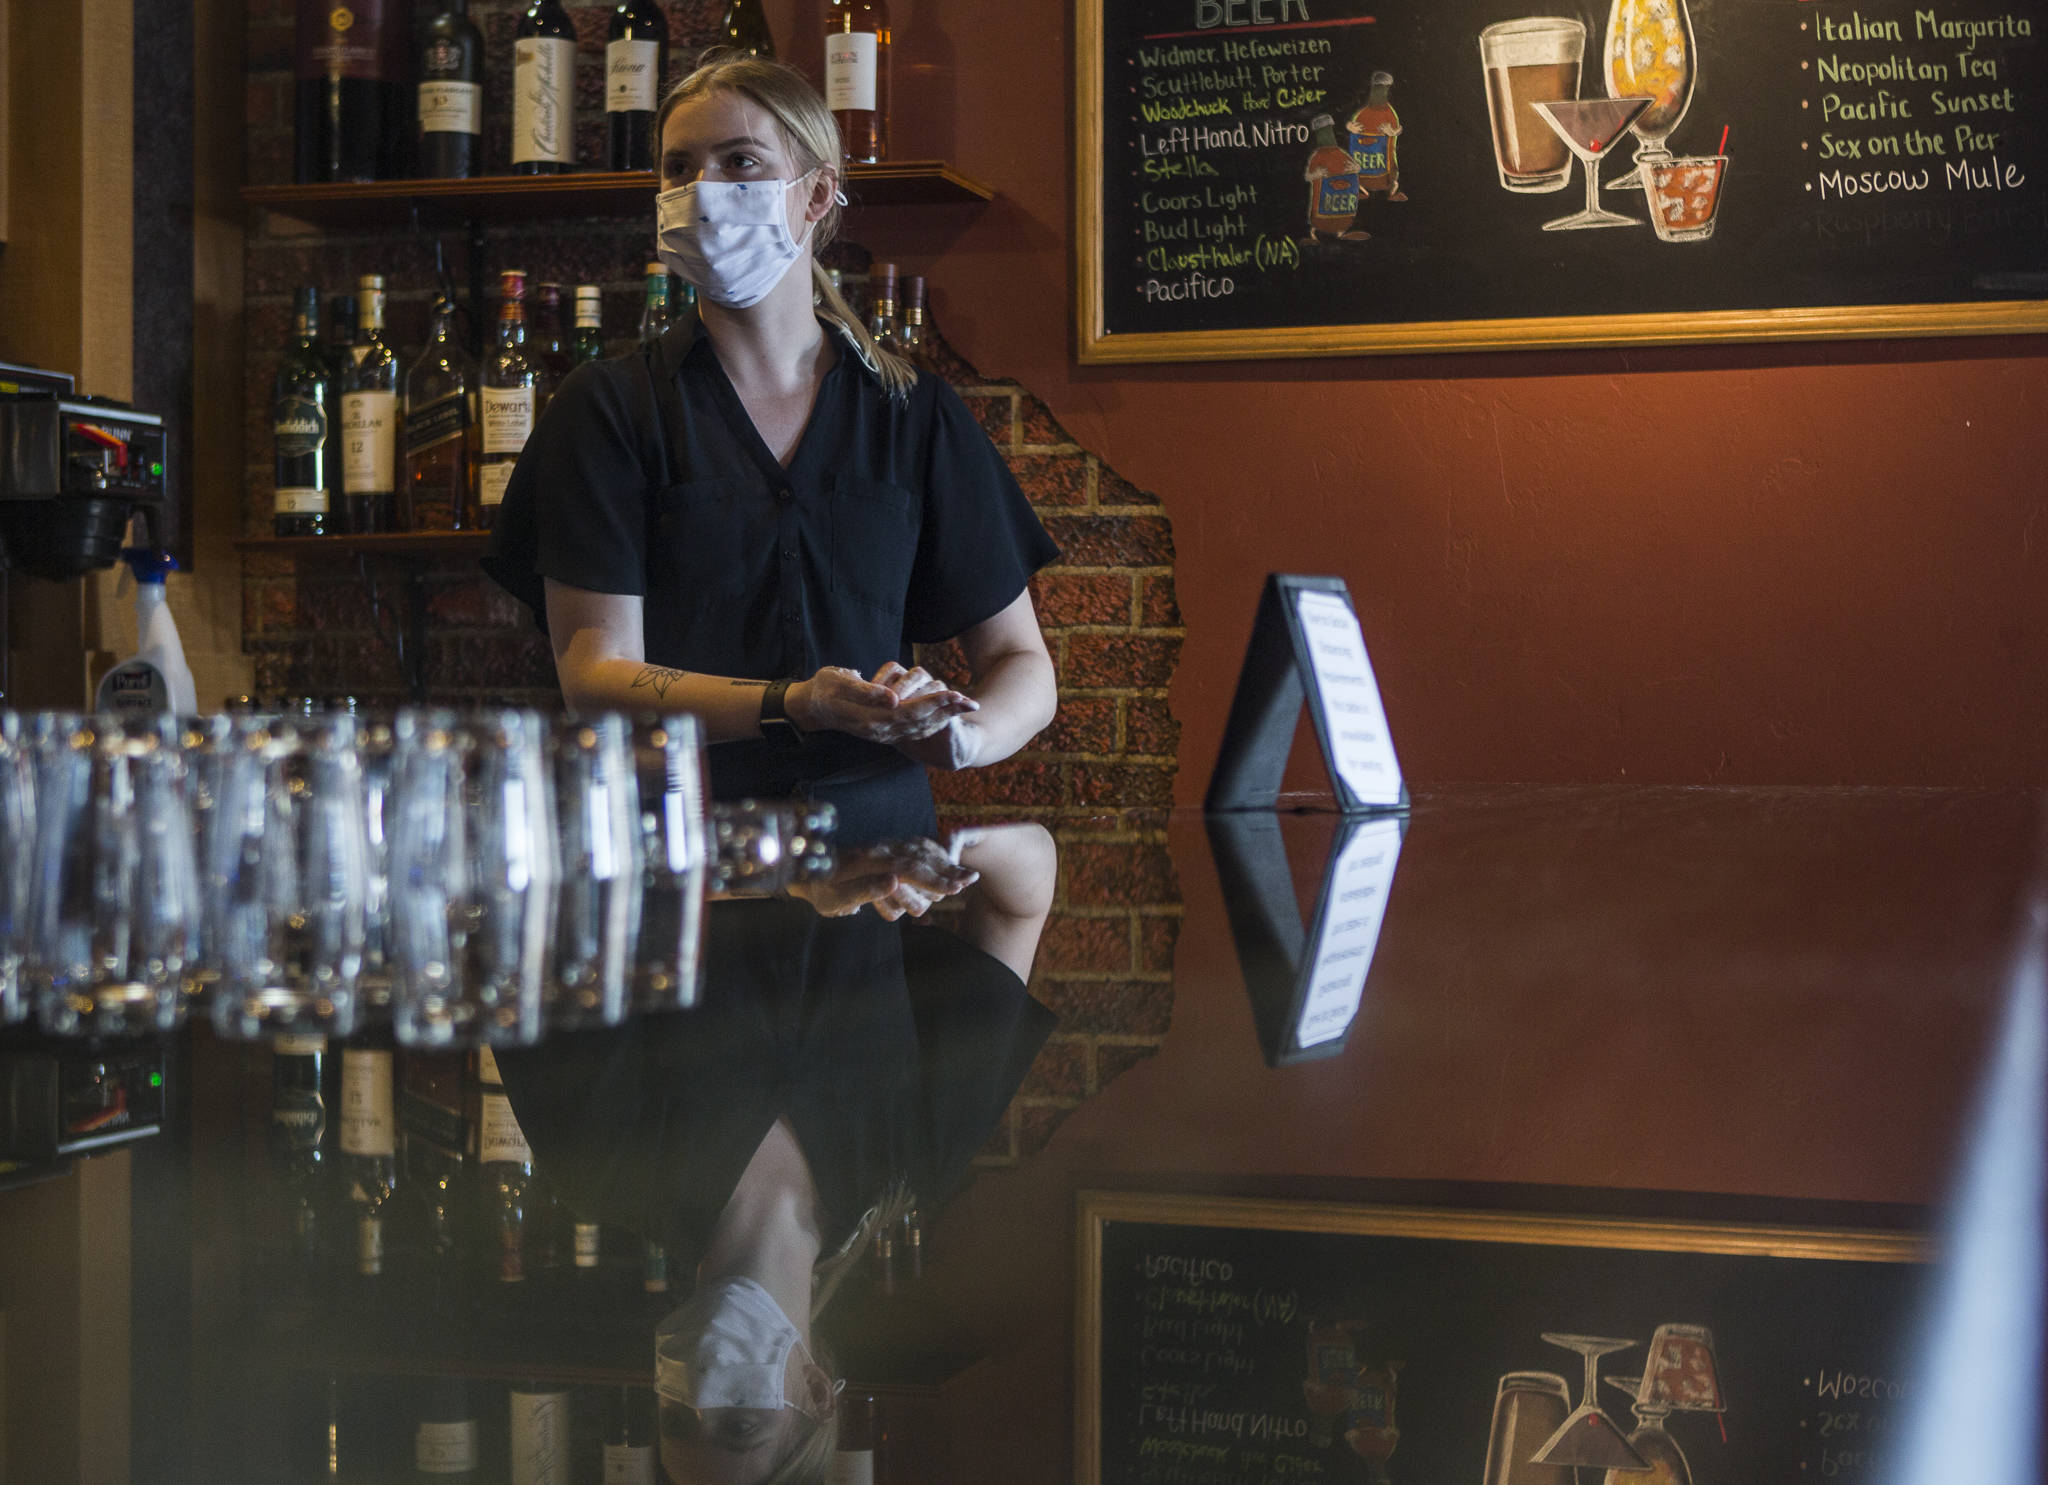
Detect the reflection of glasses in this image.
<box><xmin>1529</xmin><ymin>1333</ymin><xmax>1648</xmax><ymax>1471</ymax></box>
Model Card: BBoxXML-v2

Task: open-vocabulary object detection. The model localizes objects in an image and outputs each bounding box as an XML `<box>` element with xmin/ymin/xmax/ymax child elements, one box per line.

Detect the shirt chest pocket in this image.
<box><xmin>649</xmin><ymin>476</ymin><xmax>772</xmax><ymax>604</ymax></box>
<box><xmin>830</xmin><ymin>477</ymin><xmax>920</xmax><ymax>618</ymax></box>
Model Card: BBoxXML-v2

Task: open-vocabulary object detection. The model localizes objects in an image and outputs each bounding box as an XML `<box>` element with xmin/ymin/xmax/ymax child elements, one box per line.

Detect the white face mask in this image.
<box><xmin>655</xmin><ymin>175</ymin><xmax>824</xmax><ymax>310</ymax></box>
<box><xmin>654</xmin><ymin>1277</ymin><xmax>833</xmax><ymax>1413</ymax></box>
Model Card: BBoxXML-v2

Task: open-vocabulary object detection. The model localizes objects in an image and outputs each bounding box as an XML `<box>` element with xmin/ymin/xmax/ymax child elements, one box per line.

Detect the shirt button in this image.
<box><xmin>776</xmin><ymin>487</ymin><xmax>794</xmax><ymax>505</ymax></box>
<box><xmin>781</xmin><ymin>547</ymin><xmax>796</xmax><ymax>560</ymax></box>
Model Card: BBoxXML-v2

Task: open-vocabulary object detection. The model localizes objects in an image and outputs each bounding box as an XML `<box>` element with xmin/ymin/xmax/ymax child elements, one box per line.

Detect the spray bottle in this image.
<box><xmin>95</xmin><ymin>547</ymin><xmax>198</xmax><ymax>715</ymax></box>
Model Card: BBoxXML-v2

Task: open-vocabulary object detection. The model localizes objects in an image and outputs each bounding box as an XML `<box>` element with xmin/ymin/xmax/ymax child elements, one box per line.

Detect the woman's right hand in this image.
<box><xmin>789</xmin><ymin>665</ymin><xmax>977</xmax><ymax>746</ymax></box>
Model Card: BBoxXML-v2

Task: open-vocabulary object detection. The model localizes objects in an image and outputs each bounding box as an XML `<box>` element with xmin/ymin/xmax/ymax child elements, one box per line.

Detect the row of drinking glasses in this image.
<box><xmin>0</xmin><ymin>708</ymin><xmax>709</xmax><ymax>1045</ymax></box>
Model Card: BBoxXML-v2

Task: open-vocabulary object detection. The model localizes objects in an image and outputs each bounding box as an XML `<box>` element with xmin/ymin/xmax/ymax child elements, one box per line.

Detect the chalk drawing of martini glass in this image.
<box><xmin>1533</xmin><ymin>97</ymin><xmax>1652</xmax><ymax>230</ymax></box>
<box><xmin>1529</xmin><ymin>1333</ymin><xmax>1650</xmax><ymax>1474</ymax></box>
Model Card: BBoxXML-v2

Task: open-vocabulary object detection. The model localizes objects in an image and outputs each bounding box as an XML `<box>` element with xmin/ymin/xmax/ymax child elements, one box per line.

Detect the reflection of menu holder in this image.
<box><xmin>1207</xmin><ymin>574</ymin><xmax>1409</xmax><ymax>815</ymax></box>
<box><xmin>1206</xmin><ymin>811</ymin><xmax>1406</xmax><ymax>1066</ymax></box>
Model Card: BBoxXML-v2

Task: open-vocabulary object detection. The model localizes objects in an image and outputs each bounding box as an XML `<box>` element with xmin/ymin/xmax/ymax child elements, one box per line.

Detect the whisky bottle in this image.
<box><xmin>273</xmin><ymin>286</ymin><xmax>333</xmax><ymax>537</ymax></box>
<box><xmin>340</xmin><ymin>273</ymin><xmax>401</xmax><ymax>533</ymax></box>
<box><xmin>403</xmin><ymin>296</ymin><xmax>474</xmax><ymax>532</ymax></box>
<box><xmin>478</xmin><ymin>270</ymin><xmax>539</xmax><ymax>530</ymax></box>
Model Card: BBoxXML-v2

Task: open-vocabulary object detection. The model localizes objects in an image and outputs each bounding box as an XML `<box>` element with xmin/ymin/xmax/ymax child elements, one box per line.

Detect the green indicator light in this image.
<box><xmin>151</xmin><ymin>462</ymin><xmax>163</xmax><ymax>477</ymax></box>
<box><xmin>149</xmin><ymin>1072</ymin><xmax>162</xmax><ymax>1088</ymax></box>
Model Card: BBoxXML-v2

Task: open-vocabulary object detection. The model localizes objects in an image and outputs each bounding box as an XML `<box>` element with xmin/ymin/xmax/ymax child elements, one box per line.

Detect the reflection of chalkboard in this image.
<box><xmin>1078</xmin><ymin>1193</ymin><xmax>1931</xmax><ymax>1485</ymax></box>
<box><xmin>1076</xmin><ymin>0</ymin><xmax>2048</xmax><ymax>359</ymax></box>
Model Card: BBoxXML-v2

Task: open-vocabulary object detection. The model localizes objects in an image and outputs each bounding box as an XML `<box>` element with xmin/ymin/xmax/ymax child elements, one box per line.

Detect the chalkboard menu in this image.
<box><xmin>1078</xmin><ymin>1192</ymin><xmax>1931</xmax><ymax>1484</ymax></box>
<box><xmin>1076</xmin><ymin>0</ymin><xmax>2048</xmax><ymax>358</ymax></box>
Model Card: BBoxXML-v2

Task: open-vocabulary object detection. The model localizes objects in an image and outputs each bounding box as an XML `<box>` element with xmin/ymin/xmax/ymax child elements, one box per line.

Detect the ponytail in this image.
<box><xmin>813</xmin><ymin>262</ymin><xmax>917</xmax><ymax>400</ymax></box>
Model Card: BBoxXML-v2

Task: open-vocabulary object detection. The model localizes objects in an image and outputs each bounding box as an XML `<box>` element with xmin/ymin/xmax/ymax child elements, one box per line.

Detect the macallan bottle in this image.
<box><xmin>340</xmin><ymin>274</ymin><xmax>401</xmax><ymax>533</ymax></box>
<box><xmin>1304</xmin><ymin>113</ymin><xmax>1361</xmax><ymax>241</ymax></box>
<box><xmin>273</xmin><ymin>286</ymin><xmax>333</xmax><ymax>537</ymax></box>
<box><xmin>478</xmin><ymin>271</ymin><xmax>539</xmax><ymax>531</ymax></box>
<box><xmin>512</xmin><ymin>1</ymin><xmax>577</xmax><ymax>175</ymax></box>
<box><xmin>417</xmin><ymin>0</ymin><xmax>485</xmax><ymax>180</ymax></box>
<box><xmin>1346</xmin><ymin>72</ymin><xmax>1406</xmax><ymax>202</ymax></box>
<box><xmin>824</xmin><ymin>0</ymin><xmax>890</xmax><ymax>164</ymax></box>
<box><xmin>404</xmin><ymin>297</ymin><xmax>474</xmax><ymax>531</ymax></box>
<box><xmin>720</xmin><ymin>0</ymin><xmax>775</xmax><ymax>58</ymax></box>
<box><xmin>605</xmin><ymin>1</ymin><xmax>669</xmax><ymax>172</ymax></box>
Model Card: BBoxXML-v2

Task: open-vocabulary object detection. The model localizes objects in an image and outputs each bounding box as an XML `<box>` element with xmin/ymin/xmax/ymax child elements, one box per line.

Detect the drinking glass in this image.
<box><xmin>203</xmin><ymin>713</ymin><xmax>370</xmax><ymax>1041</ymax></box>
<box><xmin>356</xmin><ymin>714</ymin><xmax>398</xmax><ymax>1022</ymax></box>
<box><xmin>1479</xmin><ymin>18</ymin><xmax>1586</xmax><ymax>193</ymax></box>
<box><xmin>1482</xmin><ymin>1371</ymin><xmax>1574</xmax><ymax>1485</ymax></box>
<box><xmin>1603</xmin><ymin>1378</ymin><xmax>1695</xmax><ymax>1485</ymax></box>
<box><xmin>1643</xmin><ymin>154</ymin><xmax>1727</xmax><ymax>242</ymax></box>
<box><xmin>0</xmin><ymin>713</ymin><xmax>33</xmax><ymax>1023</ymax></box>
<box><xmin>27</xmin><ymin>714</ymin><xmax>198</xmax><ymax>1037</ymax></box>
<box><xmin>631</xmin><ymin>714</ymin><xmax>708</xmax><ymax>1014</ymax></box>
<box><xmin>1529</xmin><ymin>1333</ymin><xmax>1648</xmax><ymax>1471</ymax></box>
<box><xmin>1603</xmin><ymin>0</ymin><xmax>1696</xmax><ymax>190</ymax></box>
<box><xmin>546</xmin><ymin>714</ymin><xmax>640</xmax><ymax>1030</ymax></box>
<box><xmin>1533</xmin><ymin>97</ymin><xmax>1652</xmax><ymax>230</ymax></box>
<box><xmin>388</xmin><ymin>708</ymin><xmax>558</xmax><ymax>1048</ymax></box>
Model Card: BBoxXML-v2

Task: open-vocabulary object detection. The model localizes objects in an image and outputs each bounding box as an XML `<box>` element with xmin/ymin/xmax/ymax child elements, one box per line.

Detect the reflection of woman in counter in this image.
<box><xmin>483</xmin><ymin>53</ymin><xmax>1058</xmax><ymax>841</ymax></box>
<box><xmin>495</xmin><ymin>823</ymin><xmax>1058</xmax><ymax>1484</ymax></box>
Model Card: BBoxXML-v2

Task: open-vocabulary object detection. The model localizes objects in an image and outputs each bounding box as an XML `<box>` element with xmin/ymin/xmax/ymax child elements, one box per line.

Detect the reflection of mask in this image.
<box><xmin>655</xmin><ymin>177</ymin><xmax>816</xmax><ymax>309</ymax></box>
<box><xmin>655</xmin><ymin>1277</ymin><xmax>811</xmax><ymax>1410</ymax></box>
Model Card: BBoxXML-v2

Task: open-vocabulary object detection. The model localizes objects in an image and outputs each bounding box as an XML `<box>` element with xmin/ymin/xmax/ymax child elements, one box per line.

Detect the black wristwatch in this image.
<box><xmin>759</xmin><ymin>677</ymin><xmax>808</xmax><ymax>749</ymax></box>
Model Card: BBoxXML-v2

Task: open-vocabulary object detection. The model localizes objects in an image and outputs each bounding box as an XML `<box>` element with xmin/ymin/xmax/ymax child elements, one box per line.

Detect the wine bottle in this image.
<box><xmin>295</xmin><ymin>0</ymin><xmax>394</xmax><ymax>182</ymax></box>
<box><xmin>404</xmin><ymin>297</ymin><xmax>475</xmax><ymax>532</ymax></box>
<box><xmin>572</xmin><ymin>286</ymin><xmax>605</xmax><ymax>364</ymax></box>
<box><xmin>719</xmin><ymin>0</ymin><xmax>776</xmax><ymax>58</ymax></box>
<box><xmin>270</xmin><ymin>1033</ymin><xmax>330</xmax><ymax>1276</ymax></box>
<box><xmin>507</xmin><ymin>1380</ymin><xmax>572</xmax><ymax>1485</ymax></box>
<box><xmin>606</xmin><ymin>2</ymin><xmax>669</xmax><ymax>173</ymax></box>
<box><xmin>531</xmin><ymin>282</ymin><xmax>573</xmax><ymax>402</ymax></box>
<box><xmin>824</xmin><ymin>0</ymin><xmax>891</xmax><ymax>165</ymax></box>
<box><xmin>602</xmin><ymin>1387</ymin><xmax>657</xmax><ymax>1485</ymax></box>
<box><xmin>273</xmin><ymin>286</ymin><xmax>333</xmax><ymax>538</ymax></box>
<box><xmin>340</xmin><ymin>274</ymin><xmax>401</xmax><ymax>534</ymax></box>
<box><xmin>414</xmin><ymin>1378</ymin><xmax>481</xmax><ymax>1481</ymax></box>
<box><xmin>865</xmin><ymin>262</ymin><xmax>898</xmax><ymax>350</ymax></box>
<box><xmin>478</xmin><ymin>270</ymin><xmax>539</xmax><ymax>531</ymax></box>
<box><xmin>478</xmin><ymin>1046</ymin><xmax>536</xmax><ymax>1284</ymax></box>
<box><xmin>513</xmin><ymin>1</ymin><xmax>578</xmax><ymax>175</ymax></box>
<box><xmin>339</xmin><ymin>1042</ymin><xmax>400</xmax><ymax>1281</ymax></box>
<box><xmin>638</xmin><ymin>262</ymin><xmax>671</xmax><ymax>343</ymax></box>
<box><xmin>417</xmin><ymin>0</ymin><xmax>484</xmax><ymax>180</ymax></box>
<box><xmin>833</xmin><ymin>1391</ymin><xmax>884</xmax><ymax>1485</ymax></box>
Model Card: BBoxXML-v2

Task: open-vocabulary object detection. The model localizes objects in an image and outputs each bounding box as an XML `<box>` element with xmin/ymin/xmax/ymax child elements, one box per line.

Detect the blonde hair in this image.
<box><xmin>657</xmin><ymin>51</ymin><xmax>918</xmax><ymax>400</ymax></box>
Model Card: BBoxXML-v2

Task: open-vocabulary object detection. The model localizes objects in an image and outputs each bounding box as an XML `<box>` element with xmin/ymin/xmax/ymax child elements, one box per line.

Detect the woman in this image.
<box><xmin>484</xmin><ymin>54</ymin><xmax>1059</xmax><ymax>839</ymax></box>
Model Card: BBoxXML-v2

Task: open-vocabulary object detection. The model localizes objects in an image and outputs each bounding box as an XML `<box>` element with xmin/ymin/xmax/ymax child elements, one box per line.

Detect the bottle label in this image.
<box><xmin>575</xmin><ymin>1222</ymin><xmax>602</xmax><ymax>1267</ymax></box>
<box><xmin>1314</xmin><ymin>174</ymin><xmax>1359</xmax><ymax>220</ymax></box>
<box><xmin>339</xmin><ymin>1049</ymin><xmax>396</xmax><ymax>1157</ymax></box>
<box><xmin>509</xmin><ymin>1390</ymin><xmax>571</xmax><ymax>1485</ymax></box>
<box><xmin>825</xmin><ymin>31</ymin><xmax>879</xmax><ymax>113</ymax></box>
<box><xmin>271</xmin><ymin>1088</ymin><xmax>326</xmax><ymax>1150</ymax></box>
<box><xmin>603</xmin><ymin>1444</ymin><xmax>657</xmax><ymax>1485</ymax></box>
<box><xmin>341</xmin><ymin>390</ymin><xmax>398</xmax><ymax>493</ymax></box>
<box><xmin>417</xmin><ymin>1420</ymin><xmax>480</xmax><ymax>1473</ymax></box>
<box><xmin>358</xmin><ymin>1214</ymin><xmax>384</xmax><ymax>1275</ymax></box>
<box><xmin>418</xmin><ymin>79</ymin><xmax>482</xmax><ymax>137</ymax></box>
<box><xmin>406</xmin><ymin>391</ymin><xmax>470</xmax><ymax>458</ymax></box>
<box><xmin>1349</xmin><ymin>133</ymin><xmax>1392</xmax><ymax>179</ymax></box>
<box><xmin>481</xmin><ymin>1091</ymin><xmax>534</xmax><ymax>1164</ymax></box>
<box><xmin>828</xmin><ymin>1450</ymin><xmax>876</xmax><ymax>1485</ymax></box>
<box><xmin>275</xmin><ymin>1033</ymin><xmax>327</xmax><ymax>1055</ymax></box>
<box><xmin>477</xmin><ymin>1045</ymin><xmax>504</xmax><ymax>1086</ymax></box>
<box><xmin>274</xmin><ymin>486</ymin><xmax>329</xmax><ymax>516</ymax></box>
<box><xmin>481</xmin><ymin>386</ymin><xmax>534</xmax><ymax>454</ymax></box>
<box><xmin>606</xmin><ymin>39</ymin><xmax>661</xmax><ymax>113</ymax></box>
<box><xmin>298</xmin><ymin>0</ymin><xmax>388</xmax><ymax>82</ymax></box>
<box><xmin>513</xmin><ymin>37</ymin><xmax>576</xmax><ymax>165</ymax></box>
<box><xmin>358</xmin><ymin>286</ymin><xmax>387</xmax><ymax>332</ymax></box>
<box><xmin>274</xmin><ymin>394</ymin><xmax>327</xmax><ymax>458</ymax></box>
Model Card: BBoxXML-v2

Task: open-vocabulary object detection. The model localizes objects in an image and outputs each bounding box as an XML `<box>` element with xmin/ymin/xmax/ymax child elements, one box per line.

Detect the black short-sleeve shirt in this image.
<box><xmin>481</xmin><ymin>315</ymin><xmax>1059</xmax><ymax>811</ymax></box>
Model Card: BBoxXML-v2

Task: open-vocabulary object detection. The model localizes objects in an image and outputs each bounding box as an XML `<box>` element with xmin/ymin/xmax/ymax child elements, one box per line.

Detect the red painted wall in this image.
<box><xmin>770</xmin><ymin>0</ymin><xmax>2048</xmax><ymax>796</ymax></box>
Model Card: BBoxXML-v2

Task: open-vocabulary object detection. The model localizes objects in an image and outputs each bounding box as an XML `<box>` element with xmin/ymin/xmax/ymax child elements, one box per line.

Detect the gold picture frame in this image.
<box><xmin>1072</xmin><ymin>0</ymin><xmax>2048</xmax><ymax>363</ymax></box>
<box><xmin>1074</xmin><ymin>1189</ymin><xmax>1932</xmax><ymax>1485</ymax></box>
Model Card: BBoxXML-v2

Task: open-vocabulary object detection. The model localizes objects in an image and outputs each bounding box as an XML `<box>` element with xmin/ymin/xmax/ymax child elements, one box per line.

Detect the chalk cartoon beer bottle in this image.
<box><xmin>1303</xmin><ymin>114</ymin><xmax>1365</xmax><ymax>241</ymax></box>
<box><xmin>1347</xmin><ymin>71</ymin><xmax>1407</xmax><ymax>202</ymax></box>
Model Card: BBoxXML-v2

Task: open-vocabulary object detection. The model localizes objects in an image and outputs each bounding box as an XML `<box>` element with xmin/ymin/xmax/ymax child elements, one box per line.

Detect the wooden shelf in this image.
<box><xmin>234</xmin><ymin>531</ymin><xmax>491</xmax><ymax>558</ymax></box>
<box><xmin>242</xmin><ymin>162</ymin><xmax>995</xmax><ymax>228</ymax></box>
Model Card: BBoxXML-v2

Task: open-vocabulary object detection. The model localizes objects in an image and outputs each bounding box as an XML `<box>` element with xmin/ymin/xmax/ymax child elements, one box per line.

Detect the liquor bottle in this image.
<box><xmin>824</xmin><ymin>0</ymin><xmax>891</xmax><ymax>165</ymax></box>
<box><xmin>605</xmin><ymin>2</ymin><xmax>669</xmax><ymax>173</ymax></box>
<box><xmin>834</xmin><ymin>1392</ymin><xmax>884</xmax><ymax>1485</ymax></box>
<box><xmin>270</xmin><ymin>1033</ymin><xmax>330</xmax><ymax>1276</ymax></box>
<box><xmin>1346</xmin><ymin>72</ymin><xmax>1405</xmax><ymax>202</ymax></box>
<box><xmin>404</xmin><ymin>296</ymin><xmax>475</xmax><ymax>532</ymax></box>
<box><xmin>341</xmin><ymin>274</ymin><xmax>402</xmax><ymax>534</ymax></box>
<box><xmin>417</xmin><ymin>0</ymin><xmax>485</xmax><ymax>180</ymax></box>
<box><xmin>340</xmin><ymin>1041</ymin><xmax>401</xmax><ymax>1281</ymax></box>
<box><xmin>1304</xmin><ymin>113</ymin><xmax>1362</xmax><ymax>241</ymax></box>
<box><xmin>642</xmin><ymin>1239</ymin><xmax>669</xmax><ymax>1299</ymax></box>
<box><xmin>602</xmin><ymin>1388</ymin><xmax>657</xmax><ymax>1485</ymax></box>
<box><xmin>572</xmin><ymin>286</ymin><xmax>605</xmax><ymax>364</ymax></box>
<box><xmin>531</xmin><ymin>282</ymin><xmax>573</xmax><ymax>400</ymax></box>
<box><xmin>478</xmin><ymin>1046</ymin><xmax>536</xmax><ymax>1284</ymax></box>
<box><xmin>322</xmin><ymin>291</ymin><xmax>359</xmax><ymax>486</ymax></box>
<box><xmin>513</xmin><ymin>1</ymin><xmax>578</xmax><ymax>175</ymax></box>
<box><xmin>865</xmin><ymin>262</ymin><xmax>897</xmax><ymax>350</ymax></box>
<box><xmin>897</xmin><ymin>277</ymin><xmax>926</xmax><ymax>367</ymax></box>
<box><xmin>478</xmin><ymin>271</ymin><xmax>539</xmax><ymax>531</ymax></box>
<box><xmin>572</xmin><ymin>1217</ymin><xmax>603</xmax><ymax>1281</ymax></box>
<box><xmin>638</xmin><ymin>263</ymin><xmax>671</xmax><ymax>342</ymax></box>
<box><xmin>415</xmin><ymin>1378</ymin><xmax>482</xmax><ymax>1481</ymax></box>
<box><xmin>273</xmin><ymin>286</ymin><xmax>333</xmax><ymax>538</ymax></box>
<box><xmin>719</xmin><ymin>0</ymin><xmax>775</xmax><ymax>59</ymax></box>
<box><xmin>900</xmin><ymin>1205</ymin><xmax>924</xmax><ymax>1282</ymax></box>
<box><xmin>295</xmin><ymin>0</ymin><xmax>404</xmax><ymax>182</ymax></box>
<box><xmin>507</xmin><ymin>1381</ymin><xmax>571</xmax><ymax>1485</ymax></box>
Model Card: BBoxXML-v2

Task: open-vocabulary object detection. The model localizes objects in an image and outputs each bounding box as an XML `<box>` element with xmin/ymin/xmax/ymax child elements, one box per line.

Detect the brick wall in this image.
<box><xmin>242</xmin><ymin>1</ymin><xmax>1181</xmax><ymax>1157</ymax></box>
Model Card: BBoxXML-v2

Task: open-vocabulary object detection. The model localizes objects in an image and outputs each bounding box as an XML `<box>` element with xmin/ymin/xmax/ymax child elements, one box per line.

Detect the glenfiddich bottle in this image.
<box><xmin>417</xmin><ymin>0</ymin><xmax>485</xmax><ymax>180</ymax></box>
<box><xmin>478</xmin><ymin>271</ymin><xmax>539</xmax><ymax>530</ymax></box>
<box><xmin>340</xmin><ymin>274</ymin><xmax>401</xmax><ymax>534</ymax></box>
<box><xmin>404</xmin><ymin>297</ymin><xmax>475</xmax><ymax>531</ymax></box>
<box><xmin>605</xmin><ymin>1</ymin><xmax>669</xmax><ymax>172</ymax></box>
<box><xmin>273</xmin><ymin>286</ymin><xmax>333</xmax><ymax>537</ymax></box>
<box><xmin>824</xmin><ymin>0</ymin><xmax>891</xmax><ymax>164</ymax></box>
<box><xmin>512</xmin><ymin>1</ymin><xmax>578</xmax><ymax>175</ymax></box>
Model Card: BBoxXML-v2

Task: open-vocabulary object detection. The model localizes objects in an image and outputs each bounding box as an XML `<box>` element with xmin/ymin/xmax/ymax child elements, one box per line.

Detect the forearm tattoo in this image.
<box><xmin>629</xmin><ymin>666</ymin><xmax>692</xmax><ymax>700</ymax></box>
